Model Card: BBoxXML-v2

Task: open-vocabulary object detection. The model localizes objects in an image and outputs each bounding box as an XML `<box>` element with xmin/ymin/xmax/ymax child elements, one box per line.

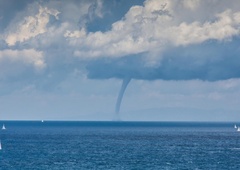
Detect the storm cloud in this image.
<box><xmin>0</xmin><ymin>0</ymin><xmax>239</xmax><ymax>84</ymax></box>
<box><xmin>87</xmin><ymin>38</ymin><xmax>240</xmax><ymax>81</ymax></box>
<box><xmin>0</xmin><ymin>0</ymin><xmax>240</xmax><ymax>110</ymax></box>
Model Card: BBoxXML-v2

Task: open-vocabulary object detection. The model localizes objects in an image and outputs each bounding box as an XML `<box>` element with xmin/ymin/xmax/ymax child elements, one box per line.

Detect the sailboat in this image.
<box><xmin>0</xmin><ymin>140</ymin><xmax>2</xmax><ymax>150</ymax></box>
<box><xmin>237</xmin><ymin>127</ymin><xmax>240</xmax><ymax>132</ymax></box>
<box><xmin>2</xmin><ymin>124</ymin><xmax>6</xmax><ymax>130</ymax></box>
<box><xmin>234</xmin><ymin>124</ymin><xmax>237</xmax><ymax>129</ymax></box>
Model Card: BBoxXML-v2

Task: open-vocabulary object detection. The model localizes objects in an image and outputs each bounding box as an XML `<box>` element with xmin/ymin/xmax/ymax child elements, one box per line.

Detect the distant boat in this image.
<box><xmin>234</xmin><ymin>124</ymin><xmax>237</xmax><ymax>129</ymax></box>
<box><xmin>237</xmin><ymin>127</ymin><xmax>240</xmax><ymax>132</ymax></box>
<box><xmin>0</xmin><ymin>141</ymin><xmax>2</xmax><ymax>150</ymax></box>
<box><xmin>2</xmin><ymin>124</ymin><xmax>6</xmax><ymax>130</ymax></box>
<box><xmin>41</xmin><ymin>120</ymin><xmax>44</xmax><ymax>123</ymax></box>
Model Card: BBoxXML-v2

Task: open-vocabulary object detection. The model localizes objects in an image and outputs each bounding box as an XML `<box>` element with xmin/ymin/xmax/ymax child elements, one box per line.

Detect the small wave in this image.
<box><xmin>229</xmin><ymin>148</ymin><xmax>240</xmax><ymax>150</ymax></box>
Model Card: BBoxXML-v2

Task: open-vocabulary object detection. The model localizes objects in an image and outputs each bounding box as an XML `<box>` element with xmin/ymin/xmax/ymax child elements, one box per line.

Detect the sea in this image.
<box><xmin>0</xmin><ymin>121</ymin><xmax>240</xmax><ymax>170</ymax></box>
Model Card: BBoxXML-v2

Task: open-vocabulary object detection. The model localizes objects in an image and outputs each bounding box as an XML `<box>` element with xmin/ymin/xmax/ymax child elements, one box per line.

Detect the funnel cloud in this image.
<box><xmin>114</xmin><ymin>78</ymin><xmax>131</xmax><ymax>120</ymax></box>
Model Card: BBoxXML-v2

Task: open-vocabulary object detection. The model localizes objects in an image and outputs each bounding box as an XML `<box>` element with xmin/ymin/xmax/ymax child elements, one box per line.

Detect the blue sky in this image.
<box><xmin>1</xmin><ymin>0</ymin><xmax>240</xmax><ymax>121</ymax></box>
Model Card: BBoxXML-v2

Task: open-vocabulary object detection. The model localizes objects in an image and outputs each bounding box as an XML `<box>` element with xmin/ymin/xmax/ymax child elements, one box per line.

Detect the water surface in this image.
<box><xmin>0</xmin><ymin>121</ymin><xmax>239</xmax><ymax>169</ymax></box>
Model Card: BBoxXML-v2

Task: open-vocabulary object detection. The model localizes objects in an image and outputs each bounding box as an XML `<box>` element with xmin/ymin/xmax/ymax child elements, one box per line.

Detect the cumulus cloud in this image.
<box><xmin>182</xmin><ymin>0</ymin><xmax>200</xmax><ymax>10</ymax></box>
<box><xmin>0</xmin><ymin>49</ymin><xmax>45</xmax><ymax>69</ymax></box>
<box><xmin>82</xmin><ymin>0</ymin><xmax>240</xmax><ymax>82</ymax></box>
<box><xmin>169</xmin><ymin>10</ymin><xmax>240</xmax><ymax>45</ymax></box>
<box><xmin>67</xmin><ymin>0</ymin><xmax>240</xmax><ymax>62</ymax></box>
<box><xmin>0</xmin><ymin>0</ymin><xmax>240</xmax><ymax>92</ymax></box>
<box><xmin>5</xmin><ymin>6</ymin><xmax>60</xmax><ymax>46</ymax></box>
<box><xmin>0</xmin><ymin>0</ymin><xmax>104</xmax><ymax>89</ymax></box>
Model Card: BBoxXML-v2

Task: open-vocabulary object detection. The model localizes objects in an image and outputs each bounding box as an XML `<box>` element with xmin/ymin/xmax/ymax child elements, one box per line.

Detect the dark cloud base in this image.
<box><xmin>87</xmin><ymin>38</ymin><xmax>240</xmax><ymax>81</ymax></box>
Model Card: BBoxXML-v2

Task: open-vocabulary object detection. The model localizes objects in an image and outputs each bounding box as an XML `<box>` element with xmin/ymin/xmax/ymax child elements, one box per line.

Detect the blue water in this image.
<box><xmin>0</xmin><ymin>121</ymin><xmax>240</xmax><ymax>169</ymax></box>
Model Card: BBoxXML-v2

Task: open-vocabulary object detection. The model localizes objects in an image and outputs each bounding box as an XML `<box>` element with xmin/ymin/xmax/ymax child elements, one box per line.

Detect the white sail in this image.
<box><xmin>0</xmin><ymin>141</ymin><xmax>2</xmax><ymax>150</ymax></box>
<box><xmin>2</xmin><ymin>124</ymin><xmax>6</xmax><ymax>130</ymax></box>
<box><xmin>234</xmin><ymin>124</ymin><xmax>237</xmax><ymax>128</ymax></box>
<box><xmin>237</xmin><ymin>127</ymin><xmax>240</xmax><ymax>132</ymax></box>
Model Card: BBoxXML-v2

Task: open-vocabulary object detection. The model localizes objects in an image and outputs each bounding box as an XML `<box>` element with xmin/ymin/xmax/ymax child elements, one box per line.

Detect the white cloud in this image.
<box><xmin>5</xmin><ymin>0</ymin><xmax>239</xmax><ymax>62</ymax></box>
<box><xmin>5</xmin><ymin>6</ymin><xmax>60</xmax><ymax>46</ymax></box>
<box><xmin>65</xmin><ymin>0</ymin><xmax>240</xmax><ymax>60</ymax></box>
<box><xmin>64</xmin><ymin>28</ymin><xmax>86</xmax><ymax>39</ymax></box>
<box><xmin>92</xmin><ymin>0</ymin><xmax>104</xmax><ymax>18</ymax></box>
<box><xmin>1</xmin><ymin>0</ymin><xmax>240</xmax><ymax>81</ymax></box>
<box><xmin>0</xmin><ymin>49</ymin><xmax>45</xmax><ymax>69</ymax></box>
<box><xmin>0</xmin><ymin>0</ymin><xmax>105</xmax><ymax>83</ymax></box>
<box><xmin>168</xmin><ymin>10</ymin><xmax>240</xmax><ymax>45</ymax></box>
<box><xmin>182</xmin><ymin>0</ymin><xmax>200</xmax><ymax>10</ymax></box>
